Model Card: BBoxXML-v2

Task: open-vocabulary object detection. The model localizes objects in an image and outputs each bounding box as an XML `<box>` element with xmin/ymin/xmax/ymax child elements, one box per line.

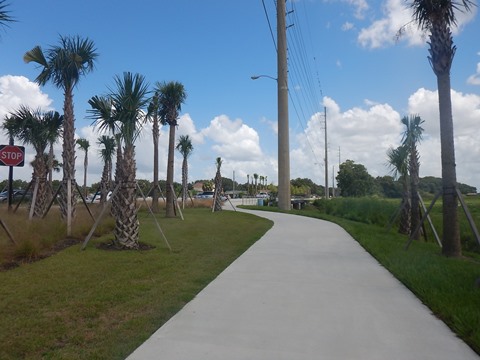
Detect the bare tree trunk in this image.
<box><xmin>437</xmin><ymin>73</ymin><xmax>460</xmax><ymax>257</ymax></box>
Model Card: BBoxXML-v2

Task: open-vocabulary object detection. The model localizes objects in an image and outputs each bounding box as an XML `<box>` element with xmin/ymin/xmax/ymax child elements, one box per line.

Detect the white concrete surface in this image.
<box><xmin>127</xmin><ymin>206</ymin><xmax>478</xmax><ymax>360</ymax></box>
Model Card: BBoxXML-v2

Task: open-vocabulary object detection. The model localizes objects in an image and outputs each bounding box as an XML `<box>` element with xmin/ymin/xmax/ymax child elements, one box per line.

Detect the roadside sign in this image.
<box><xmin>0</xmin><ymin>145</ymin><xmax>25</xmax><ymax>167</ymax></box>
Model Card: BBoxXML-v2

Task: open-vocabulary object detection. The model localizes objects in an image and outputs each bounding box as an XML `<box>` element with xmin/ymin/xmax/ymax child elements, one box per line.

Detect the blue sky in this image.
<box><xmin>1</xmin><ymin>0</ymin><xmax>479</xmax><ymax>190</ymax></box>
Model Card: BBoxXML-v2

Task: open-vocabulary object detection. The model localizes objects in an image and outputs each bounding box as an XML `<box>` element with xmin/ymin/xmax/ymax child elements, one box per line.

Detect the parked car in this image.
<box><xmin>86</xmin><ymin>191</ymin><xmax>112</xmax><ymax>203</ymax></box>
<box><xmin>0</xmin><ymin>189</ymin><xmax>32</xmax><ymax>202</ymax></box>
<box><xmin>255</xmin><ymin>192</ymin><xmax>269</xmax><ymax>198</ymax></box>
<box><xmin>194</xmin><ymin>191</ymin><xmax>227</xmax><ymax>201</ymax></box>
<box><xmin>195</xmin><ymin>191</ymin><xmax>214</xmax><ymax>199</ymax></box>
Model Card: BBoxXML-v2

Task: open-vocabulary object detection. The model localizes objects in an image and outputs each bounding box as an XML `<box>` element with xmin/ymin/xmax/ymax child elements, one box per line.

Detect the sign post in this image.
<box><xmin>0</xmin><ymin>145</ymin><xmax>25</xmax><ymax>210</ymax></box>
<box><xmin>0</xmin><ymin>145</ymin><xmax>25</xmax><ymax>167</ymax></box>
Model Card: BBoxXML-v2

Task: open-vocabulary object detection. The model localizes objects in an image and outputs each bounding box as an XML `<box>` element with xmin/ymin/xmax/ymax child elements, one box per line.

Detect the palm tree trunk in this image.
<box><xmin>48</xmin><ymin>143</ymin><xmax>54</xmax><ymax>199</ymax></box>
<box><xmin>31</xmin><ymin>155</ymin><xmax>48</xmax><ymax>217</ymax></box>
<box><xmin>83</xmin><ymin>151</ymin><xmax>88</xmax><ymax>198</ymax></box>
<box><xmin>410</xmin><ymin>146</ymin><xmax>420</xmax><ymax>240</ymax></box>
<box><xmin>399</xmin><ymin>176</ymin><xmax>411</xmax><ymax>235</ymax></box>
<box><xmin>437</xmin><ymin>72</ymin><xmax>460</xmax><ymax>257</ymax></box>
<box><xmin>152</xmin><ymin>115</ymin><xmax>159</xmax><ymax>213</ymax></box>
<box><xmin>60</xmin><ymin>87</ymin><xmax>76</xmax><ymax>231</ymax></box>
<box><xmin>182</xmin><ymin>157</ymin><xmax>188</xmax><ymax>209</ymax></box>
<box><xmin>113</xmin><ymin>145</ymin><xmax>139</xmax><ymax>249</ymax></box>
<box><xmin>165</xmin><ymin>124</ymin><xmax>176</xmax><ymax>217</ymax></box>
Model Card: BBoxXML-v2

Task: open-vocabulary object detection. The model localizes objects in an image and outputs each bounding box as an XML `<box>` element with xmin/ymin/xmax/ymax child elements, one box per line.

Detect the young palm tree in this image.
<box><xmin>146</xmin><ymin>91</ymin><xmax>161</xmax><ymax>212</ymax></box>
<box><xmin>213</xmin><ymin>157</ymin><xmax>223</xmax><ymax>212</ymax></box>
<box><xmin>408</xmin><ymin>0</ymin><xmax>473</xmax><ymax>256</ymax></box>
<box><xmin>401</xmin><ymin>115</ymin><xmax>424</xmax><ymax>240</ymax></box>
<box><xmin>24</xmin><ymin>35</ymin><xmax>98</xmax><ymax>232</ymax></box>
<box><xmin>3</xmin><ymin>107</ymin><xmax>62</xmax><ymax>217</ymax></box>
<box><xmin>156</xmin><ymin>81</ymin><xmax>187</xmax><ymax>218</ymax></box>
<box><xmin>76</xmin><ymin>138</ymin><xmax>90</xmax><ymax>198</ymax></box>
<box><xmin>386</xmin><ymin>145</ymin><xmax>410</xmax><ymax>235</ymax></box>
<box><xmin>91</xmin><ymin>72</ymin><xmax>149</xmax><ymax>249</ymax></box>
<box><xmin>176</xmin><ymin>135</ymin><xmax>193</xmax><ymax>209</ymax></box>
<box><xmin>253</xmin><ymin>173</ymin><xmax>259</xmax><ymax>194</ymax></box>
<box><xmin>97</xmin><ymin>135</ymin><xmax>116</xmax><ymax>205</ymax></box>
<box><xmin>88</xmin><ymin>95</ymin><xmax>122</xmax><ymax>211</ymax></box>
<box><xmin>44</xmin><ymin>111</ymin><xmax>63</xmax><ymax>195</ymax></box>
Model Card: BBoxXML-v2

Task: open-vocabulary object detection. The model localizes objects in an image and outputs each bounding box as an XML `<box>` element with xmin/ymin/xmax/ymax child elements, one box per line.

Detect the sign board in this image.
<box><xmin>0</xmin><ymin>145</ymin><xmax>25</xmax><ymax>167</ymax></box>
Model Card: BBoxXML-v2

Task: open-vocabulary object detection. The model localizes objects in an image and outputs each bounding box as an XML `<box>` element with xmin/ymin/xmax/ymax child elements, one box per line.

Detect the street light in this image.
<box><xmin>251</xmin><ymin>75</ymin><xmax>278</xmax><ymax>81</ymax></box>
<box><xmin>250</xmin><ymin>0</ymin><xmax>290</xmax><ymax>210</ymax></box>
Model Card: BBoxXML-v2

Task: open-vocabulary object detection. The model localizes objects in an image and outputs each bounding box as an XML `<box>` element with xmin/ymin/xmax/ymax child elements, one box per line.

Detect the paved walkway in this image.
<box><xmin>127</xmin><ymin>205</ymin><xmax>478</xmax><ymax>359</ymax></box>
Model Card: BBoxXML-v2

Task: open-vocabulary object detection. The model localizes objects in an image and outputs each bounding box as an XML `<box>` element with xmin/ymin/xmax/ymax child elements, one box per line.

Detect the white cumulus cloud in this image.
<box><xmin>358</xmin><ymin>0</ymin><xmax>477</xmax><ymax>49</ymax></box>
<box><xmin>467</xmin><ymin>55</ymin><xmax>480</xmax><ymax>85</ymax></box>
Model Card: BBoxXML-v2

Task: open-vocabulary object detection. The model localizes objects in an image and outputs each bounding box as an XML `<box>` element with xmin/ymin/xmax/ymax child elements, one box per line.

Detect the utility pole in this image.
<box><xmin>332</xmin><ymin>165</ymin><xmax>335</xmax><ymax>198</ymax></box>
<box><xmin>324</xmin><ymin>107</ymin><xmax>328</xmax><ymax>199</ymax></box>
<box><xmin>277</xmin><ymin>0</ymin><xmax>290</xmax><ymax>210</ymax></box>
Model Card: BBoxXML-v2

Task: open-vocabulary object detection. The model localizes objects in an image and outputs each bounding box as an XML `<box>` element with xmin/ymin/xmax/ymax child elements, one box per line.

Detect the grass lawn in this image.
<box><xmin>0</xmin><ymin>208</ymin><xmax>273</xmax><ymax>359</ymax></box>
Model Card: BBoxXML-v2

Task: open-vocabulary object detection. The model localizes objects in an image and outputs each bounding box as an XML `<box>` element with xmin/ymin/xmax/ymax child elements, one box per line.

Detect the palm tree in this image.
<box><xmin>156</xmin><ymin>81</ymin><xmax>187</xmax><ymax>218</ymax></box>
<box><xmin>24</xmin><ymin>35</ymin><xmax>98</xmax><ymax>233</ymax></box>
<box><xmin>92</xmin><ymin>72</ymin><xmax>149</xmax><ymax>249</ymax></box>
<box><xmin>408</xmin><ymin>0</ymin><xmax>473</xmax><ymax>256</ymax></box>
<box><xmin>76</xmin><ymin>138</ymin><xmax>90</xmax><ymax>198</ymax></box>
<box><xmin>88</xmin><ymin>95</ymin><xmax>121</xmax><ymax>211</ymax></box>
<box><xmin>176</xmin><ymin>135</ymin><xmax>193</xmax><ymax>209</ymax></box>
<box><xmin>401</xmin><ymin>115</ymin><xmax>424</xmax><ymax>240</ymax></box>
<box><xmin>0</xmin><ymin>1</ymin><xmax>14</xmax><ymax>34</ymax></box>
<box><xmin>386</xmin><ymin>145</ymin><xmax>410</xmax><ymax>235</ymax></box>
<box><xmin>3</xmin><ymin>107</ymin><xmax>62</xmax><ymax>217</ymax></box>
<box><xmin>44</xmin><ymin>111</ymin><xmax>63</xmax><ymax>196</ymax></box>
<box><xmin>213</xmin><ymin>157</ymin><xmax>223</xmax><ymax>212</ymax></box>
<box><xmin>253</xmin><ymin>173</ymin><xmax>259</xmax><ymax>194</ymax></box>
<box><xmin>146</xmin><ymin>91</ymin><xmax>161</xmax><ymax>212</ymax></box>
<box><xmin>97</xmin><ymin>135</ymin><xmax>116</xmax><ymax>205</ymax></box>
<box><xmin>247</xmin><ymin>174</ymin><xmax>250</xmax><ymax>195</ymax></box>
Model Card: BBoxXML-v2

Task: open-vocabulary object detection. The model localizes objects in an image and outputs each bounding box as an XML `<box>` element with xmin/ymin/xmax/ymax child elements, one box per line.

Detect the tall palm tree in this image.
<box><xmin>408</xmin><ymin>0</ymin><xmax>473</xmax><ymax>256</ymax></box>
<box><xmin>156</xmin><ymin>81</ymin><xmax>187</xmax><ymax>218</ymax></box>
<box><xmin>76</xmin><ymin>138</ymin><xmax>90</xmax><ymax>198</ymax></box>
<box><xmin>97</xmin><ymin>135</ymin><xmax>116</xmax><ymax>205</ymax></box>
<box><xmin>146</xmin><ymin>91</ymin><xmax>161</xmax><ymax>212</ymax></box>
<box><xmin>213</xmin><ymin>157</ymin><xmax>223</xmax><ymax>212</ymax></box>
<box><xmin>176</xmin><ymin>135</ymin><xmax>193</xmax><ymax>209</ymax></box>
<box><xmin>401</xmin><ymin>115</ymin><xmax>424</xmax><ymax>240</ymax></box>
<box><xmin>24</xmin><ymin>35</ymin><xmax>98</xmax><ymax>232</ymax></box>
<box><xmin>90</xmin><ymin>72</ymin><xmax>149</xmax><ymax>249</ymax></box>
<box><xmin>247</xmin><ymin>174</ymin><xmax>250</xmax><ymax>195</ymax></box>
<box><xmin>3</xmin><ymin>107</ymin><xmax>62</xmax><ymax>217</ymax></box>
<box><xmin>386</xmin><ymin>145</ymin><xmax>410</xmax><ymax>235</ymax></box>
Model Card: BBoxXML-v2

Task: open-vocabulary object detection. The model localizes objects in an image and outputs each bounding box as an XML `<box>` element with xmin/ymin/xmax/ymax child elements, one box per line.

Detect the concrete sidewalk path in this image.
<box><xmin>127</xmin><ymin>208</ymin><xmax>478</xmax><ymax>360</ymax></box>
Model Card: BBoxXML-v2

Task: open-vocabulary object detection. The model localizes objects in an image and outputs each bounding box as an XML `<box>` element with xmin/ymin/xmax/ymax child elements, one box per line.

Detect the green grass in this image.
<box><xmin>243</xmin><ymin>203</ymin><xmax>480</xmax><ymax>355</ymax></box>
<box><xmin>0</xmin><ymin>208</ymin><xmax>273</xmax><ymax>359</ymax></box>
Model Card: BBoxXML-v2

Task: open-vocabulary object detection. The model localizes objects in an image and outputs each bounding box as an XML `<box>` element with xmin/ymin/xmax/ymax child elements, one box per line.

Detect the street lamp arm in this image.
<box><xmin>251</xmin><ymin>74</ymin><xmax>278</xmax><ymax>81</ymax></box>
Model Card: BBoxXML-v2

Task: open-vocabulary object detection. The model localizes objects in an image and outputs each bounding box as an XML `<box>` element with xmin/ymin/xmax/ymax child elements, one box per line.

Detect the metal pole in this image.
<box><xmin>324</xmin><ymin>107</ymin><xmax>328</xmax><ymax>199</ymax></box>
<box><xmin>277</xmin><ymin>0</ymin><xmax>290</xmax><ymax>210</ymax></box>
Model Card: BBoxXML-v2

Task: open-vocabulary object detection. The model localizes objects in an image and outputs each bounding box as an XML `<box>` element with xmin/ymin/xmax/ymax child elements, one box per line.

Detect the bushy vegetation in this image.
<box><xmin>313</xmin><ymin>195</ymin><xmax>480</xmax><ymax>254</ymax></box>
<box><xmin>0</xmin><ymin>206</ymin><xmax>115</xmax><ymax>268</ymax></box>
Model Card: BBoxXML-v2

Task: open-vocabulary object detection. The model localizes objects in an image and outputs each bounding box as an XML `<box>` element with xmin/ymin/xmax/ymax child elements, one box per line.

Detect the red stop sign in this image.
<box><xmin>0</xmin><ymin>145</ymin><xmax>25</xmax><ymax>167</ymax></box>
